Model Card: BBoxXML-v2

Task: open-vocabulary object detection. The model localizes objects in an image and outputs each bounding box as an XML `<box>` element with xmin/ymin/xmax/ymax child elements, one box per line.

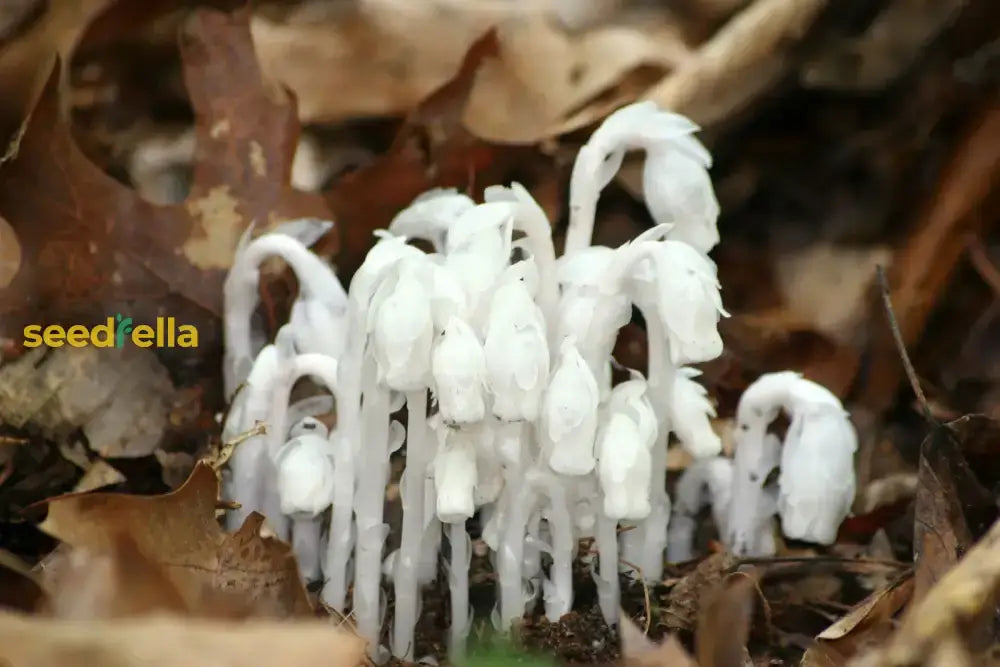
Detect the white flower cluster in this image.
<box><xmin>667</xmin><ymin>371</ymin><xmax>858</xmax><ymax>562</ymax></box>
<box><xmin>220</xmin><ymin>101</ymin><xmax>734</xmax><ymax>663</ymax></box>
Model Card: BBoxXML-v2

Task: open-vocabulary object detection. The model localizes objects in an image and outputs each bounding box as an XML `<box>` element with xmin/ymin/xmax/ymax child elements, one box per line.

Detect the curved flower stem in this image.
<box><xmin>448</xmin><ymin>521</ymin><xmax>471</xmax><ymax>663</ymax></box>
<box><xmin>594</xmin><ymin>513</ymin><xmax>620</xmax><ymax>626</ymax></box>
<box><xmin>354</xmin><ymin>358</ymin><xmax>392</xmax><ymax>655</ymax></box>
<box><xmin>392</xmin><ymin>390</ymin><xmax>429</xmax><ymax>660</ymax></box>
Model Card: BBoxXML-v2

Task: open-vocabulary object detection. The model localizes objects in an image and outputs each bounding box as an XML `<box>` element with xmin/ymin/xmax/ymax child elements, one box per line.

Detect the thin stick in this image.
<box><xmin>876</xmin><ymin>265</ymin><xmax>935</xmax><ymax>424</ymax></box>
<box><xmin>619</xmin><ymin>558</ymin><xmax>653</xmax><ymax>635</ymax></box>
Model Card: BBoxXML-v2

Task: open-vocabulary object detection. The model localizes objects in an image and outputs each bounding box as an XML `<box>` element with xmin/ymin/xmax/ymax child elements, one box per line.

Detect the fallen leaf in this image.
<box><xmin>858</xmin><ymin>517</ymin><xmax>1000</xmax><ymax>666</ymax></box>
<box><xmin>250</xmin><ymin>1</ymin><xmax>689</xmax><ymax>142</ymax></box>
<box><xmin>695</xmin><ymin>573</ymin><xmax>756</xmax><ymax>667</ymax></box>
<box><xmin>662</xmin><ymin>551</ymin><xmax>738</xmax><ymax>632</ymax></box>
<box><xmin>619</xmin><ymin>611</ymin><xmax>698</xmax><ymax>667</ymax></box>
<box><xmin>0</xmin><ymin>612</ymin><xmax>366</xmax><ymax>667</ymax></box>
<box><xmin>0</xmin><ymin>7</ymin><xmax>334</xmax><ymax>339</ymax></box>
<box><xmin>801</xmin><ymin>575</ymin><xmax>913</xmax><ymax>667</ymax></box>
<box><xmin>912</xmin><ymin>419</ymin><xmax>994</xmax><ymax>603</ymax></box>
<box><xmin>36</xmin><ymin>462</ymin><xmax>311</xmax><ymax>617</ymax></box>
<box><xmin>0</xmin><ymin>345</ymin><xmax>174</xmax><ymax>458</ymax></box>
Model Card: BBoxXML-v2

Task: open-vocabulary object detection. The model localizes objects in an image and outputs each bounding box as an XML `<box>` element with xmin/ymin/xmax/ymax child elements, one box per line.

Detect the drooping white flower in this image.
<box><xmin>273</xmin><ymin>417</ymin><xmax>335</xmax><ymax>517</ymax></box>
<box><xmin>431</xmin><ymin>423</ymin><xmax>478</xmax><ymax>523</ymax></box>
<box><xmin>369</xmin><ymin>258</ymin><xmax>434</xmax><ymax>391</ymax></box>
<box><xmin>483</xmin><ymin>261</ymin><xmax>550</xmax><ymax>422</ymax></box>
<box><xmin>668</xmin><ymin>367</ymin><xmax>722</xmax><ymax>458</ymax></box>
<box><xmin>389</xmin><ymin>188</ymin><xmax>476</xmax><ymax>253</ymax></box>
<box><xmin>542</xmin><ymin>337</ymin><xmax>599</xmax><ymax>476</ymax></box>
<box><xmin>778</xmin><ymin>401</ymin><xmax>857</xmax><ymax>545</ymax></box>
<box><xmin>597</xmin><ymin>412</ymin><xmax>652</xmax><ymax>520</ymax></box>
<box><xmin>566</xmin><ymin>100</ymin><xmax>717</xmax><ymax>254</ymax></box>
<box><xmin>729</xmin><ymin>371</ymin><xmax>856</xmax><ymax>551</ymax></box>
<box><xmin>431</xmin><ymin>316</ymin><xmax>488</xmax><ymax>425</ymax></box>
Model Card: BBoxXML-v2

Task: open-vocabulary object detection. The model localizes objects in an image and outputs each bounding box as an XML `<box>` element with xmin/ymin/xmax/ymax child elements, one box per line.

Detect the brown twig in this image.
<box><xmin>877</xmin><ymin>265</ymin><xmax>935</xmax><ymax>425</ymax></box>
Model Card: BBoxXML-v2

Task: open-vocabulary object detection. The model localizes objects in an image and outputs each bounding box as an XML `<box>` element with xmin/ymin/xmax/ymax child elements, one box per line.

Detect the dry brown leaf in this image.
<box><xmin>912</xmin><ymin>420</ymin><xmax>994</xmax><ymax>604</ymax></box>
<box><xmin>662</xmin><ymin>551</ymin><xmax>739</xmax><ymax>632</ymax></box>
<box><xmin>619</xmin><ymin>611</ymin><xmax>698</xmax><ymax>667</ymax></box>
<box><xmin>0</xmin><ymin>345</ymin><xmax>174</xmax><ymax>458</ymax></box>
<box><xmin>802</xmin><ymin>575</ymin><xmax>913</xmax><ymax>667</ymax></box>
<box><xmin>855</xmin><ymin>517</ymin><xmax>1000</xmax><ymax>667</ymax></box>
<box><xmin>36</xmin><ymin>462</ymin><xmax>311</xmax><ymax>618</ymax></box>
<box><xmin>0</xmin><ymin>612</ymin><xmax>366</xmax><ymax>667</ymax></box>
<box><xmin>251</xmin><ymin>1</ymin><xmax>689</xmax><ymax>142</ymax></box>
<box><xmin>0</xmin><ymin>7</ymin><xmax>334</xmax><ymax>339</ymax></box>
<box><xmin>695</xmin><ymin>573</ymin><xmax>756</xmax><ymax>667</ymax></box>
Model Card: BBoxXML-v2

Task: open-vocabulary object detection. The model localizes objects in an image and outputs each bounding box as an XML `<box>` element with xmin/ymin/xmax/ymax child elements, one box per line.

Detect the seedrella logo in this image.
<box><xmin>23</xmin><ymin>314</ymin><xmax>199</xmax><ymax>349</ymax></box>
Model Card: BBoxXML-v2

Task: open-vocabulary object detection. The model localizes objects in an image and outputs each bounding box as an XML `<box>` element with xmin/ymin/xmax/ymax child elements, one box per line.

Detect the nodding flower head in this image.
<box><xmin>542</xmin><ymin>337</ymin><xmax>600</xmax><ymax>476</ymax></box>
<box><xmin>431</xmin><ymin>316</ymin><xmax>488</xmax><ymax>425</ymax></box>
<box><xmin>274</xmin><ymin>422</ymin><xmax>336</xmax><ymax>517</ymax></box>
<box><xmin>369</xmin><ymin>259</ymin><xmax>434</xmax><ymax>391</ymax></box>
<box><xmin>483</xmin><ymin>263</ymin><xmax>549</xmax><ymax>422</ymax></box>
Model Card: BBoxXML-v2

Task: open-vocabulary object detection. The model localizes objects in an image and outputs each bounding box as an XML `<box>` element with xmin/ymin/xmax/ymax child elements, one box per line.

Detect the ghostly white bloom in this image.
<box><xmin>350</xmin><ymin>231</ymin><xmax>425</xmax><ymax>307</ymax></box>
<box><xmin>779</xmin><ymin>401</ymin><xmax>857</xmax><ymax>544</ymax></box>
<box><xmin>432</xmin><ymin>316</ymin><xmax>488</xmax><ymax>425</ymax></box>
<box><xmin>596</xmin><ymin>376</ymin><xmax>658</xmax><ymax>520</ymax></box>
<box><xmin>432</xmin><ymin>424</ymin><xmax>478</xmax><ymax>523</ymax></box>
<box><xmin>729</xmin><ymin>371</ymin><xmax>856</xmax><ymax>551</ymax></box>
<box><xmin>369</xmin><ymin>258</ymin><xmax>434</xmax><ymax>391</ymax></box>
<box><xmin>542</xmin><ymin>337</ymin><xmax>599</xmax><ymax>475</ymax></box>
<box><xmin>274</xmin><ymin>417</ymin><xmax>336</xmax><ymax>517</ymax></box>
<box><xmin>484</xmin><ymin>262</ymin><xmax>550</xmax><ymax>421</ymax></box>
<box><xmin>669</xmin><ymin>367</ymin><xmax>722</xmax><ymax>458</ymax></box>
<box><xmin>598</xmin><ymin>412</ymin><xmax>652</xmax><ymax>520</ymax></box>
<box><xmin>566</xmin><ymin>101</ymin><xmax>717</xmax><ymax>254</ymax></box>
<box><xmin>389</xmin><ymin>188</ymin><xmax>476</xmax><ymax>252</ymax></box>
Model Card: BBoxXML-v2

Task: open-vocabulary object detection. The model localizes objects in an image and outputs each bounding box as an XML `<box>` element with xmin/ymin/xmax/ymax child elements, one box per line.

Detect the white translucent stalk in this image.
<box><xmin>392</xmin><ymin>390</ymin><xmax>429</xmax><ymax>660</ymax></box>
<box><xmin>420</xmin><ymin>476</ymin><xmax>441</xmax><ymax>583</ymax></box>
<box><xmin>621</xmin><ymin>315</ymin><xmax>674</xmax><ymax>580</ymax></box>
<box><xmin>447</xmin><ymin>521</ymin><xmax>471</xmax><ymax>663</ymax></box>
<box><xmin>728</xmin><ymin>423</ymin><xmax>779</xmax><ymax>555</ymax></box>
<box><xmin>292</xmin><ymin>515</ymin><xmax>323</xmax><ymax>582</ymax></box>
<box><xmin>322</xmin><ymin>294</ymin><xmax>367</xmax><ymax>611</ymax></box>
<box><xmin>498</xmin><ymin>472</ymin><xmax>539</xmax><ymax>630</ymax></box>
<box><xmin>594</xmin><ymin>513</ymin><xmax>619</xmax><ymax>626</ymax></box>
<box><xmin>354</xmin><ymin>359</ymin><xmax>392</xmax><ymax>655</ymax></box>
<box><xmin>564</xmin><ymin>145</ymin><xmax>624</xmax><ymax>256</ymax></box>
<box><xmin>540</xmin><ymin>474</ymin><xmax>575</xmax><ymax>621</ymax></box>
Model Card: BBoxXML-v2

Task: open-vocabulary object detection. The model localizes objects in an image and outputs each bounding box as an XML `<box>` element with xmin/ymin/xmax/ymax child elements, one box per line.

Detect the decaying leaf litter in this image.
<box><xmin>0</xmin><ymin>0</ymin><xmax>998</xmax><ymax>665</ymax></box>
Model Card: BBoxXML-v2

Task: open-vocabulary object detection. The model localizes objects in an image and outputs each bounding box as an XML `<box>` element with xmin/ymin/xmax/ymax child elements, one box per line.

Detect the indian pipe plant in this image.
<box><xmin>219</xmin><ymin>101</ymin><xmax>857</xmax><ymax>662</ymax></box>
